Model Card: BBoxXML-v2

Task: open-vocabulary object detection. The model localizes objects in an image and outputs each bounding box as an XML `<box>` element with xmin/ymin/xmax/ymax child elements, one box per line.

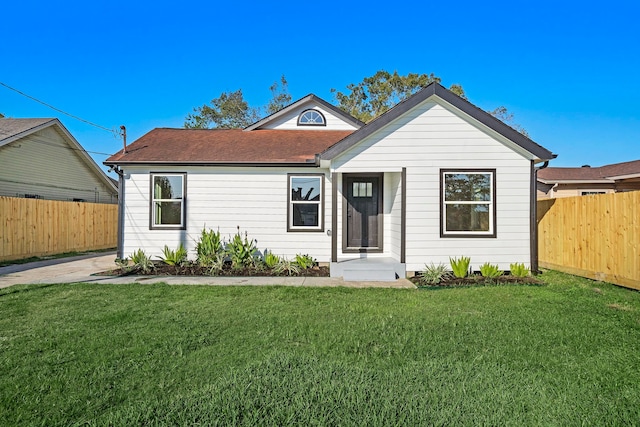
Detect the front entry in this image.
<box><xmin>343</xmin><ymin>174</ymin><xmax>383</xmax><ymax>252</ymax></box>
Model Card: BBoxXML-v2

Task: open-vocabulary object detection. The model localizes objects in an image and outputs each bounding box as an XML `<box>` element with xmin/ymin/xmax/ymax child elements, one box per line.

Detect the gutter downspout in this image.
<box><xmin>531</xmin><ymin>160</ymin><xmax>549</xmax><ymax>274</ymax></box>
<box><xmin>109</xmin><ymin>165</ymin><xmax>125</xmax><ymax>259</ymax></box>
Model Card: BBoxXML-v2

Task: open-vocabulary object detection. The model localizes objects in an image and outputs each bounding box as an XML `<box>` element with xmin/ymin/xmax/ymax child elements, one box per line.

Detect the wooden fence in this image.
<box><xmin>537</xmin><ymin>191</ymin><xmax>640</xmax><ymax>290</ymax></box>
<box><xmin>0</xmin><ymin>197</ymin><xmax>118</xmax><ymax>262</ymax></box>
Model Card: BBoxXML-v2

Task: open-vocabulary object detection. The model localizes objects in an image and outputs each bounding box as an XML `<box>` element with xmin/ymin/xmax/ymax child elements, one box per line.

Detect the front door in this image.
<box><xmin>344</xmin><ymin>174</ymin><xmax>383</xmax><ymax>251</ymax></box>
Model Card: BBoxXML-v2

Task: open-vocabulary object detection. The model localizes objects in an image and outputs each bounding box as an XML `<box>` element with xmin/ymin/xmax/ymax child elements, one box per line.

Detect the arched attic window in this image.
<box><xmin>297</xmin><ymin>109</ymin><xmax>326</xmax><ymax>126</ymax></box>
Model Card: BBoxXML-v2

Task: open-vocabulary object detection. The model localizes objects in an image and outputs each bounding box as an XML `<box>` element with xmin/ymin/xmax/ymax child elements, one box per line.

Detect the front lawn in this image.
<box><xmin>1</xmin><ymin>271</ymin><xmax>639</xmax><ymax>425</ymax></box>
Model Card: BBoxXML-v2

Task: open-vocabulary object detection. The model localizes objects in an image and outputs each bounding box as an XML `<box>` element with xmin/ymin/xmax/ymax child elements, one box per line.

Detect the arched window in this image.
<box><xmin>297</xmin><ymin>109</ymin><xmax>326</xmax><ymax>126</ymax></box>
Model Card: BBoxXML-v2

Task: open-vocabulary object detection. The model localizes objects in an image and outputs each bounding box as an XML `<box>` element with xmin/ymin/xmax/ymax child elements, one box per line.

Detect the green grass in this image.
<box><xmin>1</xmin><ymin>271</ymin><xmax>639</xmax><ymax>425</ymax></box>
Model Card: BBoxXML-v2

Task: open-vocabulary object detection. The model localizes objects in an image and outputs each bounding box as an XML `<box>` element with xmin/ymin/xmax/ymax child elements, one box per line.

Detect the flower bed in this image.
<box><xmin>409</xmin><ymin>273</ymin><xmax>543</xmax><ymax>288</ymax></box>
<box><xmin>97</xmin><ymin>262</ymin><xmax>330</xmax><ymax>278</ymax></box>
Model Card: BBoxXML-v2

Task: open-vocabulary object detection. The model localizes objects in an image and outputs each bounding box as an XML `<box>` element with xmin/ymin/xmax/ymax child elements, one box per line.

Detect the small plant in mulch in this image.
<box><xmin>419</xmin><ymin>263</ymin><xmax>452</xmax><ymax>286</ymax></box>
<box><xmin>510</xmin><ymin>262</ymin><xmax>530</xmax><ymax>278</ymax></box>
<box><xmin>412</xmin><ymin>256</ymin><xmax>542</xmax><ymax>288</ymax></box>
<box><xmin>412</xmin><ymin>271</ymin><xmax>543</xmax><ymax>288</ymax></box>
<box><xmin>96</xmin><ymin>227</ymin><xmax>329</xmax><ymax>278</ymax></box>
<box><xmin>449</xmin><ymin>256</ymin><xmax>471</xmax><ymax>278</ymax></box>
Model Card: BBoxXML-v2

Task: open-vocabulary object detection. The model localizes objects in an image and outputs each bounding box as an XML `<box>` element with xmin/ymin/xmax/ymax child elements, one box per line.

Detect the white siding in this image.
<box><xmin>260</xmin><ymin>101</ymin><xmax>358</xmax><ymax>130</ymax></box>
<box><xmin>0</xmin><ymin>127</ymin><xmax>117</xmax><ymax>203</ymax></box>
<box><xmin>332</xmin><ymin>99</ymin><xmax>533</xmax><ymax>272</ymax></box>
<box><xmin>121</xmin><ymin>166</ymin><xmax>332</xmax><ymax>261</ymax></box>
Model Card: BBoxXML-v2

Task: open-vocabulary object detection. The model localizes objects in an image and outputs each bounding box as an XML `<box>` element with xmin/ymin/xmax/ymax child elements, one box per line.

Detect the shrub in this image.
<box><xmin>263</xmin><ymin>251</ymin><xmax>281</xmax><ymax>269</ymax></box>
<box><xmin>226</xmin><ymin>227</ymin><xmax>258</xmax><ymax>269</ymax></box>
<box><xmin>196</xmin><ymin>228</ymin><xmax>224</xmax><ymax>266</ymax></box>
<box><xmin>510</xmin><ymin>262</ymin><xmax>530</xmax><ymax>278</ymax></box>
<box><xmin>130</xmin><ymin>249</ymin><xmax>154</xmax><ymax>274</ymax></box>
<box><xmin>420</xmin><ymin>263</ymin><xmax>452</xmax><ymax>285</ymax></box>
<box><xmin>159</xmin><ymin>244</ymin><xmax>188</xmax><ymax>266</ymax></box>
<box><xmin>274</xmin><ymin>259</ymin><xmax>300</xmax><ymax>276</ymax></box>
<box><xmin>479</xmin><ymin>262</ymin><xmax>503</xmax><ymax>278</ymax></box>
<box><xmin>114</xmin><ymin>257</ymin><xmax>129</xmax><ymax>270</ymax></box>
<box><xmin>294</xmin><ymin>253</ymin><xmax>316</xmax><ymax>270</ymax></box>
<box><xmin>449</xmin><ymin>256</ymin><xmax>471</xmax><ymax>278</ymax></box>
<box><xmin>207</xmin><ymin>257</ymin><xmax>225</xmax><ymax>276</ymax></box>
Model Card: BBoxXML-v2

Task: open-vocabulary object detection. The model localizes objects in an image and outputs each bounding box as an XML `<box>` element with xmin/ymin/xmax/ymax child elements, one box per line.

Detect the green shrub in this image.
<box><xmin>449</xmin><ymin>256</ymin><xmax>471</xmax><ymax>278</ymax></box>
<box><xmin>274</xmin><ymin>259</ymin><xmax>300</xmax><ymax>276</ymax></box>
<box><xmin>114</xmin><ymin>257</ymin><xmax>129</xmax><ymax>270</ymax></box>
<box><xmin>196</xmin><ymin>228</ymin><xmax>224</xmax><ymax>266</ymax></box>
<box><xmin>420</xmin><ymin>263</ymin><xmax>452</xmax><ymax>285</ymax></box>
<box><xmin>294</xmin><ymin>253</ymin><xmax>316</xmax><ymax>269</ymax></box>
<box><xmin>510</xmin><ymin>262</ymin><xmax>530</xmax><ymax>277</ymax></box>
<box><xmin>159</xmin><ymin>244</ymin><xmax>188</xmax><ymax>266</ymax></box>
<box><xmin>226</xmin><ymin>227</ymin><xmax>258</xmax><ymax>269</ymax></box>
<box><xmin>130</xmin><ymin>249</ymin><xmax>154</xmax><ymax>274</ymax></box>
<box><xmin>263</xmin><ymin>251</ymin><xmax>281</xmax><ymax>269</ymax></box>
<box><xmin>479</xmin><ymin>262</ymin><xmax>503</xmax><ymax>278</ymax></box>
<box><xmin>207</xmin><ymin>257</ymin><xmax>225</xmax><ymax>276</ymax></box>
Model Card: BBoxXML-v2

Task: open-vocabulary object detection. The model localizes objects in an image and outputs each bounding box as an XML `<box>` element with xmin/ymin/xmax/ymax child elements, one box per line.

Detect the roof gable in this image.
<box><xmin>320</xmin><ymin>83</ymin><xmax>555</xmax><ymax>163</ymax></box>
<box><xmin>0</xmin><ymin>118</ymin><xmax>118</xmax><ymax>193</ymax></box>
<box><xmin>244</xmin><ymin>94</ymin><xmax>364</xmax><ymax>131</ymax></box>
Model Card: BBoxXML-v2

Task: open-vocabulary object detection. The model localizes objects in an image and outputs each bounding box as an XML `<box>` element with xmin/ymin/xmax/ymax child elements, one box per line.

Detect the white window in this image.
<box><xmin>297</xmin><ymin>109</ymin><xmax>326</xmax><ymax>126</ymax></box>
<box><xmin>441</xmin><ymin>170</ymin><xmax>496</xmax><ymax>237</ymax></box>
<box><xmin>288</xmin><ymin>174</ymin><xmax>323</xmax><ymax>231</ymax></box>
<box><xmin>151</xmin><ymin>173</ymin><xmax>186</xmax><ymax>229</ymax></box>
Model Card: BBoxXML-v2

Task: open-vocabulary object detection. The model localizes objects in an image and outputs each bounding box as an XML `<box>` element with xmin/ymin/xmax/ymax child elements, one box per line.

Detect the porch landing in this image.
<box><xmin>330</xmin><ymin>258</ymin><xmax>406</xmax><ymax>282</ymax></box>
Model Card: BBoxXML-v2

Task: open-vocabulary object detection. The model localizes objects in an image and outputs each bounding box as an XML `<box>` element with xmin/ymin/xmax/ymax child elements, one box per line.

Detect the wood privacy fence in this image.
<box><xmin>0</xmin><ymin>197</ymin><xmax>117</xmax><ymax>262</ymax></box>
<box><xmin>537</xmin><ymin>191</ymin><xmax>640</xmax><ymax>290</ymax></box>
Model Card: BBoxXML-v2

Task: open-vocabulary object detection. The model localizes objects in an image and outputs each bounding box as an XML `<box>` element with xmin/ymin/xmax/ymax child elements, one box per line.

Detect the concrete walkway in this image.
<box><xmin>0</xmin><ymin>253</ymin><xmax>416</xmax><ymax>289</ymax></box>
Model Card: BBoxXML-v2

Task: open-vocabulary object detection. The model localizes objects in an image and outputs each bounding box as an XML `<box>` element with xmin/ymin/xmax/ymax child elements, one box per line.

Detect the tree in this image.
<box><xmin>488</xmin><ymin>106</ymin><xmax>529</xmax><ymax>137</ymax></box>
<box><xmin>185</xmin><ymin>76</ymin><xmax>292</xmax><ymax>129</ymax></box>
<box><xmin>184</xmin><ymin>89</ymin><xmax>260</xmax><ymax>129</ymax></box>
<box><xmin>331</xmin><ymin>70</ymin><xmax>466</xmax><ymax>123</ymax></box>
<box><xmin>266</xmin><ymin>75</ymin><xmax>292</xmax><ymax>115</ymax></box>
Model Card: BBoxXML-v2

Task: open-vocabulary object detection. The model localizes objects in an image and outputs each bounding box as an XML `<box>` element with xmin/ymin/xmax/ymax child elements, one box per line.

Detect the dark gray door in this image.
<box><xmin>345</xmin><ymin>175</ymin><xmax>382</xmax><ymax>250</ymax></box>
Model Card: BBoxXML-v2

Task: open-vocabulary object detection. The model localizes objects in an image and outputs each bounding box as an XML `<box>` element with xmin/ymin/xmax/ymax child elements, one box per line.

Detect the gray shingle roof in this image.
<box><xmin>0</xmin><ymin>118</ymin><xmax>56</xmax><ymax>144</ymax></box>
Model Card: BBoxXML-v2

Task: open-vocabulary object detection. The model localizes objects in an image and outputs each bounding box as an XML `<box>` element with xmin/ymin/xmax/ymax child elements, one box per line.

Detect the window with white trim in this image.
<box><xmin>288</xmin><ymin>174</ymin><xmax>323</xmax><ymax>231</ymax></box>
<box><xmin>151</xmin><ymin>173</ymin><xmax>186</xmax><ymax>229</ymax></box>
<box><xmin>441</xmin><ymin>170</ymin><xmax>496</xmax><ymax>237</ymax></box>
<box><xmin>297</xmin><ymin>109</ymin><xmax>326</xmax><ymax>126</ymax></box>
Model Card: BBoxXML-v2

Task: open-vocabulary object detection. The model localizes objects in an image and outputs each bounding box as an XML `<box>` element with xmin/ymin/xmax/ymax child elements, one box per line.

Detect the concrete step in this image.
<box><xmin>331</xmin><ymin>258</ymin><xmax>405</xmax><ymax>282</ymax></box>
<box><xmin>342</xmin><ymin>263</ymin><xmax>398</xmax><ymax>282</ymax></box>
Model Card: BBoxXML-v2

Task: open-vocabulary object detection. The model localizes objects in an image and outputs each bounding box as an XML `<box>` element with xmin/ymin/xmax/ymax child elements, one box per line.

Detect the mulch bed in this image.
<box><xmin>95</xmin><ymin>263</ymin><xmax>330</xmax><ymax>278</ymax></box>
<box><xmin>410</xmin><ymin>274</ymin><xmax>544</xmax><ymax>288</ymax></box>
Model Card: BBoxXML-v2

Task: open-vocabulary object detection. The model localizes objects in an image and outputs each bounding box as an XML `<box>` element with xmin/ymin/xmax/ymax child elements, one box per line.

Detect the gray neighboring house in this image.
<box><xmin>0</xmin><ymin>118</ymin><xmax>118</xmax><ymax>203</ymax></box>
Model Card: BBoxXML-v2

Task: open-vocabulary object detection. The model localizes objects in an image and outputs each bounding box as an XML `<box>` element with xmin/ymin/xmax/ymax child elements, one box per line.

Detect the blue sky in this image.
<box><xmin>2</xmin><ymin>0</ymin><xmax>639</xmax><ymax>175</ymax></box>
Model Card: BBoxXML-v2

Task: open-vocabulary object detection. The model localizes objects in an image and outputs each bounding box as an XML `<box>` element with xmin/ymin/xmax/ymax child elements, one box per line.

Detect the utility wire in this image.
<box><xmin>0</xmin><ymin>81</ymin><xmax>119</xmax><ymax>136</ymax></box>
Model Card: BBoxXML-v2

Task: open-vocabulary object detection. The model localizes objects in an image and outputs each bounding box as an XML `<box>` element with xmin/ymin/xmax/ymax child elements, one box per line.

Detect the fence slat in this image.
<box><xmin>0</xmin><ymin>197</ymin><xmax>117</xmax><ymax>262</ymax></box>
<box><xmin>538</xmin><ymin>192</ymin><xmax>640</xmax><ymax>290</ymax></box>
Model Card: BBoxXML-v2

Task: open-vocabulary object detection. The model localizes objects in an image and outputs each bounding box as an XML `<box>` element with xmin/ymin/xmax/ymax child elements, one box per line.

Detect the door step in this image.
<box><xmin>331</xmin><ymin>258</ymin><xmax>403</xmax><ymax>282</ymax></box>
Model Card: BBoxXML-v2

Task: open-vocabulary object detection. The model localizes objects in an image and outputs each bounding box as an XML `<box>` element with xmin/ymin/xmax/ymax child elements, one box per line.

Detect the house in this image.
<box><xmin>537</xmin><ymin>160</ymin><xmax>640</xmax><ymax>199</ymax></box>
<box><xmin>0</xmin><ymin>118</ymin><xmax>118</xmax><ymax>203</ymax></box>
<box><xmin>105</xmin><ymin>83</ymin><xmax>555</xmax><ymax>280</ymax></box>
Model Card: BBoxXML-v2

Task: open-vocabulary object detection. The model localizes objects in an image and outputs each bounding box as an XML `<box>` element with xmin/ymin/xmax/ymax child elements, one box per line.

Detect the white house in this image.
<box><xmin>105</xmin><ymin>83</ymin><xmax>555</xmax><ymax>280</ymax></box>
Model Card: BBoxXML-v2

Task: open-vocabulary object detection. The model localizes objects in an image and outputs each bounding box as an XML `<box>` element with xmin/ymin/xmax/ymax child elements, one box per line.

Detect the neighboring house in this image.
<box><xmin>105</xmin><ymin>83</ymin><xmax>555</xmax><ymax>280</ymax></box>
<box><xmin>0</xmin><ymin>118</ymin><xmax>118</xmax><ymax>203</ymax></box>
<box><xmin>537</xmin><ymin>160</ymin><xmax>640</xmax><ymax>199</ymax></box>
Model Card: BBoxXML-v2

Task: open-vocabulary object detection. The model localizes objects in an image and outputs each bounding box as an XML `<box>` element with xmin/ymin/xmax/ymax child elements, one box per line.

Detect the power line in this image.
<box><xmin>0</xmin><ymin>81</ymin><xmax>119</xmax><ymax>136</ymax></box>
